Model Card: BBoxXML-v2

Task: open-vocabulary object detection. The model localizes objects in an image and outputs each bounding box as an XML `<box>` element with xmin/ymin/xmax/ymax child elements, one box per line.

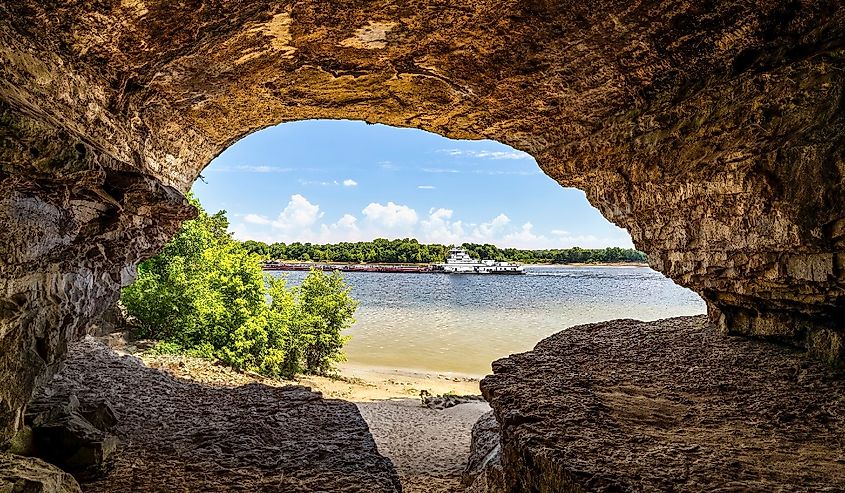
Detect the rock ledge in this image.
<box><xmin>38</xmin><ymin>337</ymin><xmax>402</xmax><ymax>493</ymax></box>
<box><xmin>475</xmin><ymin>316</ymin><xmax>845</xmax><ymax>492</ymax></box>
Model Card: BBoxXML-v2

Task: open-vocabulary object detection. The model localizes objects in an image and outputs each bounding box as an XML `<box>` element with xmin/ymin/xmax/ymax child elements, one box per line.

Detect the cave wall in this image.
<box><xmin>1</xmin><ymin>0</ymin><xmax>844</xmax><ymax>444</ymax></box>
<box><xmin>0</xmin><ymin>103</ymin><xmax>193</xmax><ymax>441</ymax></box>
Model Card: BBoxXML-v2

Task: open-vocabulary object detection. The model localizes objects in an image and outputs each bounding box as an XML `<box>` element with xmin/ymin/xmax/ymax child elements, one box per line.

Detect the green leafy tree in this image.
<box><xmin>121</xmin><ymin>194</ymin><xmax>356</xmax><ymax>379</ymax></box>
<box><xmin>293</xmin><ymin>270</ymin><xmax>357</xmax><ymax>374</ymax></box>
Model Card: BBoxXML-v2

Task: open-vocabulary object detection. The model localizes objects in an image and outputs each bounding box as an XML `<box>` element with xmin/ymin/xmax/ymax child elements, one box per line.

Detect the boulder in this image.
<box><xmin>25</xmin><ymin>394</ymin><xmax>118</xmax><ymax>479</ymax></box>
<box><xmin>480</xmin><ymin>316</ymin><xmax>845</xmax><ymax>492</ymax></box>
<box><xmin>461</xmin><ymin>411</ymin><xmax>505</xmax><ymax>493</ymax></box>
<box><xmin>420</xmin><ymin>391</ymin><xmax>486</xmax><ymax>410</ymax></box>
<box><xmin>0</xmin><ymin>454</ymin><xmax>81</xmax><ymax>493</ymax></box>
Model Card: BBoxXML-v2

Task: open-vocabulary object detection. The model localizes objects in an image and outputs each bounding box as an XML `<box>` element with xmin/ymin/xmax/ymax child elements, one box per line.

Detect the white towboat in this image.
<box><xmin>434</xmin><ymin>246</ymin><xmax>525</xmax><ymax>274</ymax></box>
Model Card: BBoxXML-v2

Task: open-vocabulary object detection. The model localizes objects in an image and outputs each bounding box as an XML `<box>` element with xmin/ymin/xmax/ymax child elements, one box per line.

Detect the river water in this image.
<box><xmin>275</xmin><ymin>266</ymin><xmax>706</xmax><ymax>376</ymax></box>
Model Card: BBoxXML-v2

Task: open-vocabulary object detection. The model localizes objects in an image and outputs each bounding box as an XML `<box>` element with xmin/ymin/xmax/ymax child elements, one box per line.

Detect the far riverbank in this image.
<box><xmin>261</xmin><ymin>260</ymin><xmax>650</xmax><ymax>270</ymax></box>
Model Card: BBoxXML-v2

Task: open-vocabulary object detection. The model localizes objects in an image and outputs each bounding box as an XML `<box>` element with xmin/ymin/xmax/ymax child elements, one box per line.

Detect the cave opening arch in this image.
<box><xmin>188</xmin><ymin>118</ymin><xmax>705</xmax><ymax>376</ymax></box>
<box><xmin>0</xmin><ymin>0</ymin><xmax>843</xmax><ymax>457</ymax></box>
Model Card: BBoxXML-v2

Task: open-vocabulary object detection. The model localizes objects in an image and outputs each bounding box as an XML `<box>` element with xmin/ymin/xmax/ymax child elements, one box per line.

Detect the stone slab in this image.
<box><xmin>479</xmin><ymin>316</ymin><xmax>845</xmax><ymax>492</ymax></box>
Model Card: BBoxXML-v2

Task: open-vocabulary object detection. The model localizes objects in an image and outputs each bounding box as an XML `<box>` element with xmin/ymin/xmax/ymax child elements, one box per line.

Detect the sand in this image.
<box><xmin>358</xmin><ymin>399</ymin><xmax>489</xmax><ymax>493</ymax></box>
<box><xmin>102</xmin><ymin>334</ymin><xmax>489</xmax><ymax>492</ymax></box>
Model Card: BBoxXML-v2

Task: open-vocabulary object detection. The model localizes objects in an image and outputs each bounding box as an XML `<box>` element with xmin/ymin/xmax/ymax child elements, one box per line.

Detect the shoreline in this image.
<box><xmin>262</xmin><ymin>261</ymin><xmax>651</xmax><ymax>270</ymax></box>
<box><xmin>101</xmin><ymin>332</ymin><xmax>484</xmax><ymax>401</ymax></box>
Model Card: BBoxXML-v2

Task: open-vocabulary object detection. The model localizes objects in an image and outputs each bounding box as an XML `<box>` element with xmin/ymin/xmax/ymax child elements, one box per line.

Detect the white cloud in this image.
<box><xmin>231</xmin><ymin>196</ymin><xmax>635</xmax><ymax>249</ymax></box>
<box><xmin>548</xmin><ymin>227</ymin><xmax>635</xmax><ymax>249</ymax></box>
<box><xmin>271</xmin><ymin>194</ymin><xmax>323</xmax><ymax>230</ymax></box>
<box><xmin>362</xmin><ymin>201</ymin><xmax>418</xmax><ymax>228</ymax></box>
<box><xmin>502</xmin><ymin>222</ymin><xmax>547</xmax><ymax>249</ymax></box>
<box><xmin>379</xmin><ymin>161</ymin><xmax>398</xmax><ymax>170</ymax></box>
<box><xmin>438</xmin><ymin>149</ymin><xmax>532</xmax><ymax>160</ymax></box>
<box><xmin>317</xmin><ymin>213</ymin><xmax>363</xmax><ymax>242</ymax></box>
<box><xmin>420</xmin><ymin>208</ymin><xmax>465</xmax><ymax>244</ymax></box>
<box><xmin>417</xmin><ymin>185</ymin><xmax>436</xmax><ymax>190</ymax></box>
<box><xmin>472</xmin><ymin>213</ymin><xmax>511</xmax><ymax>240</ymax></box>
<box><xmin>336</xmin><ymin>213</ymin><xmax>358</xmax><ymax>229</ymax></box>
<box><xmin>244</xmin><ymin>214</ymin><xmax>271</xmax><ymax>225</ymax></box>
<box><xmin>297</xmin><ymin>178</ymin><xmax>359</xmax><ymax>187</ymax></box>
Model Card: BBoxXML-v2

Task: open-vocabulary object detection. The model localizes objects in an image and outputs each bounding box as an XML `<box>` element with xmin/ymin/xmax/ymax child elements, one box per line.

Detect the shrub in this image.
<box><xmin>121</xmin><ymin>194</ymin><xmax>356</xmax><ymax>378</ymax></box>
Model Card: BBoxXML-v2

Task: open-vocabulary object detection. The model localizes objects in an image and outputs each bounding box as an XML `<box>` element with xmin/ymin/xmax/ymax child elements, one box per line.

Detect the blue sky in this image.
<box><xmin>194</xmin><ymin>120</ymin><xmax>634</xmax><ymax>249</ymax></box>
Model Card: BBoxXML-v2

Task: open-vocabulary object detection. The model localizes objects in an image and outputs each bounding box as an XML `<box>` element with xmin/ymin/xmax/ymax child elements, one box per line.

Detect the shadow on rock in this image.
<box><xmin>26</xmin><ymin>337</ymin><xmax>401</xmax><ymax>493</ymax></box>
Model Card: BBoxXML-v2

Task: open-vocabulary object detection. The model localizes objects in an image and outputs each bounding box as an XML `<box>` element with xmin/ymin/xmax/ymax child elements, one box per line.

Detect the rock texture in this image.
<box><xmin>1</xmin><ymin>0</ymin><xmax>844</xmax><ymax>443</ymax></box>
<box><xmin>0</xmin><ymin>102</ymin><xmax>192</xmax><ymax>444</ymax></box>
<box><xmin>461</xmin><ymin>411</ymin><xmax>504</xmax><ymax>493</ymax></box>
<box><xmin>25</xmin><ymin>393</ymin><xmax>119</xmax><ymax>479</ymax></box>
<box><xmin>0</xmin><ymin>454</ymin><xmax>82</xmax><ymax>493</ymax></box>
<box><xmin>39</xmin><ymin>337</ymin><xmax>401</xmax><ymax>492</ymax></box>
<box><xmin>476</xmin><ymin>316</ymin><xmax>845</xmax><ymax>492</ymax></box>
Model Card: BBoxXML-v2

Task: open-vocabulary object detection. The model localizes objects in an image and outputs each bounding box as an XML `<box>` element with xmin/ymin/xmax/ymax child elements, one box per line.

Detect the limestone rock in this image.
<box><xmin>480</xmin><ymin>316</ymin><xmax>845</xmax><ymax>492</ymax></box>
<box><xmin>420</xmin><ymin>391</ymin><xmax>485</xmax><ymax>410</ymax></box>
<box><xmin>461</xmin><ymin>411</ymin><xmax>505</xmax><ymax>493</ymax></box>
<box><xmin>24</xmin><ymin>393</ymin><xmax>118</xmax><ymax>480</ymax></box>
<box><xmin>42</xmin><ymin>338</ymin><xmax>402</xmax><ymax>492</ymax></box>
<box><xmin>0</xmin><ymin>454</ymin><xmax>81</xmax><ymax>493</ymax></box>
<box><xmin>1</xmin><ymin>0</ymin><xmax>844</xmax><ymax>444</ymax></box>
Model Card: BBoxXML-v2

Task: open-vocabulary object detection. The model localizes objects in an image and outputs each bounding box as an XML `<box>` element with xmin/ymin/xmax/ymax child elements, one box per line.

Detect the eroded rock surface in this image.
<box><xmin>0</xmin><ymin>454</ymin><xmax>81</xmax><ymax>493</ymax></box>
<box><xmin>25</xmin><ymin>393</ymin><xmax>119</xmax><ymax>479</ymax></box>
<box><xmin>1</xmin><ymin>0</ymin><xmax>844</xmax><ymax>443</ymax></box>
<box><xmin>39</xmin><ymin>337</ymin><xmax>402</xmax><ymax>492</ymax></box>
<box><xmin>477</xmin><ymin>316</ymin><xmax>845</xmax><ymax>492</ymax></box>
<box><xmin>0</xmin><ymin>103</ymin><xmax>192</xmax><ymax>443</ymax></box>
<box><xmin>460</xmin><ymin>411</ymin><xmax>504</xmax><ymax>493</ymax></box>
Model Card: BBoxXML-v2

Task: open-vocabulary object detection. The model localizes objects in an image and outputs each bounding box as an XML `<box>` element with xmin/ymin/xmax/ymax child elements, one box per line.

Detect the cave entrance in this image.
<box><xmin>194</xmin><ymin>119</ymin><xmax>706</xmax><ymax>377</ymax></box>
<box><xmin>3</xmin><ymin>1</ymin><xmax>844</xmax><ymax>490</ymax></box>
<box><xmin>154</xmin><ymin>118</ymin><xmax>706</xmax><ymax>491</ymax></box>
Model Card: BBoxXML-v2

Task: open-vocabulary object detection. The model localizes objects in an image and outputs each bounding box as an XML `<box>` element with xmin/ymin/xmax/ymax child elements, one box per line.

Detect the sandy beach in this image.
<box><xmin>102</xmin><ymin>334</ymin><xmax>489</xmax><ymax>493</ymax></box>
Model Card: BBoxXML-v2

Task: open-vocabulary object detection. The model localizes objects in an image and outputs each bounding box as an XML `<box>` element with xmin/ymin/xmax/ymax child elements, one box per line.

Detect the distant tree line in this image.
<box><xmin>240</xmin><ymin>239</ymin><xmax>647</xmax><ymax>264</ymax></box>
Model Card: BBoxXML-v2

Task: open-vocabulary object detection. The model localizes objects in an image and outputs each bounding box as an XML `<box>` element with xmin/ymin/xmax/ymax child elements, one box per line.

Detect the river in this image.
<box><xmin>274</xmin><ymin>265</ymin><xmax>706</xmax><ymax>376</ymax></box>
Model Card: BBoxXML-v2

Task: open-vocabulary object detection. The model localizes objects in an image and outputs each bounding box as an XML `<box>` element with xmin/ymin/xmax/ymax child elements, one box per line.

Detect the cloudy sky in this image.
<box><xmin>194</xmin><ymin>120</ymin><xmax>634</xmax><ymax>249</ymax></box>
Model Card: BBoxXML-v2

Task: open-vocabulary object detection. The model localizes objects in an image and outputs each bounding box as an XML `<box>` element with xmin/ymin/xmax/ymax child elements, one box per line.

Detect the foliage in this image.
<box><xmin>241</xmin><ymin>238</ymin><xmax>647</xmax><ymax>264</ymax></box>
<box><xmin>291</xmin><ymin>270</ymin><xmax>356</xmax><ymax>374</ymax></box>
<box><xmin>121</xmin><ymin>194</ymin><xmax>356</xmax><ymax>378</ymax></box>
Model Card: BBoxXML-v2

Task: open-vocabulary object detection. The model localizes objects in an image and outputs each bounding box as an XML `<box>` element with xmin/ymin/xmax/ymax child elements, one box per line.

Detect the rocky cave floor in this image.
<box><xmin>477</xmin><ymin>315</ymin><xmax>845</xmax><ymax>492</ymax></box>
<box><xmin>32</xmin><ymin>338</ymin><xmax>402</xmax><ymax>493</ymax></box>
<box><xmin>14</xmin><ymin>316</ymin><xmax>845</xmax><ymax>493</ymax></box>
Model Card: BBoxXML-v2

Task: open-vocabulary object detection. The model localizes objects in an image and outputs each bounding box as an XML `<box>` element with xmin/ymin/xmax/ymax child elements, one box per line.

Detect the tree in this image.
<box><xmin>121</xmin><ymin>194</ymin><xmax>357</xmax><ymax>379</ymax></box>
<box><xmin>242</xmin><ymin>240</ymin><xmax>269</xmax><ymax>257</ymax></box>
<box><xmin>294</xmin><ymin>270</ymin><xmax>357</xmax><ymax>375</ymax></box>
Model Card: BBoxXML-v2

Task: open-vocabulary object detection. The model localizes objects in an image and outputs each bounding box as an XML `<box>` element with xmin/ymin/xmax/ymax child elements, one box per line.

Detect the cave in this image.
<box><xmin>2</xmin><ymin>1</ymin><xmax>844</xmax><ymax>491</ymax></box>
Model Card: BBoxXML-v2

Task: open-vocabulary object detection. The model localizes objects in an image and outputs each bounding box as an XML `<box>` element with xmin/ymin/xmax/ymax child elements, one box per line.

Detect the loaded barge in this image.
<box><xmin>262</xmin><ymin>247</ymin><xmax>525</xmax><ymax>275</ymax></box>
<box><xmin>261</xmin><ymin>262</ymin><xmax>433</xmax><ymax>273</ymax></box>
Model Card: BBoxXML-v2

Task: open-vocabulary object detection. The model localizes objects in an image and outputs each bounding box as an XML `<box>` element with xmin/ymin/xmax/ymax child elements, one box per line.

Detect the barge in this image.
<box><xmin>262</xmin><ymin>247</ymin><xmax>525</xmax><ymax>275</ymax></box>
